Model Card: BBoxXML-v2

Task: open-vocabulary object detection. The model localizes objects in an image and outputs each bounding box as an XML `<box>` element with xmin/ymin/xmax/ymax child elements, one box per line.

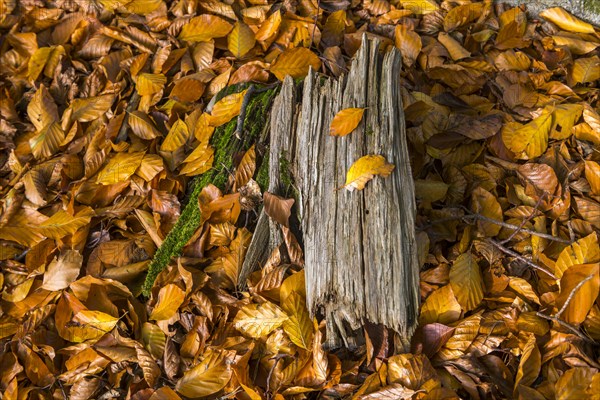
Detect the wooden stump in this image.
<box><xmin>261</xmin><ymin>37</ymin><xmax>420</xmax><ymax>349</ymax></box>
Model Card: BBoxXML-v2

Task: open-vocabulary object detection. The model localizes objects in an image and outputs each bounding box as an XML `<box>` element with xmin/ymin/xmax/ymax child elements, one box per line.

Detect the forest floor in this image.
<box><xmin>0</xmin><ymin>0</ymin><xmax>599</xmax><ymax>399</ymax></box>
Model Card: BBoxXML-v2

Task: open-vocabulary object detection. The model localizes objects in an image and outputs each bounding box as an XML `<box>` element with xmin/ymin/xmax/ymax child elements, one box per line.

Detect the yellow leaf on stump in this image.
<box><xmin>342</xmin><ymin>155</ymin><xmax>395</xmax><ymax>191</ymax></box>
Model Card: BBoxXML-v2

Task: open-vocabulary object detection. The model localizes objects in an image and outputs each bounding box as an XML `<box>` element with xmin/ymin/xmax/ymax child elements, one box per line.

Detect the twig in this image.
<box><xmin>500</xmin><ymin>194</ymin><xmax>545</xmax><ymax>245</ymax></box>
<box><xmin>235</xmin><ymin>85</ymin><xmax>256</xmax><ymax>139</ymax></box>
<box><xmin>485</xmin><ymin>239</ymin><xmax>557</xmax><ymax>280</ymax></box>
<box><xmin>555</xmin><ymin>274</ymin><xmax>595</xmax><ymax>318</ymax></box>
<box><xmin>420</xmin><ymin>211</ymin><xmax>572</xmax><ymax>244</ymax></box>
<box><xmin>535</xmin><ymin>312</ymin><xmax>596</xmax><ymax>345</ymax></box>
<box><xmin>116</xmin><ymin>91</ymin><xmax>140</xmax><ymax>143</ymax></box>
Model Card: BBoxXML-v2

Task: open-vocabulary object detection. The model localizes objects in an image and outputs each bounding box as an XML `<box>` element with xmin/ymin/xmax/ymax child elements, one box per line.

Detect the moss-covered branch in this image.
<box><xmin>142</xmin><ymin>85</ymin><xmax>278</xmax><ymax>295</ymax></box>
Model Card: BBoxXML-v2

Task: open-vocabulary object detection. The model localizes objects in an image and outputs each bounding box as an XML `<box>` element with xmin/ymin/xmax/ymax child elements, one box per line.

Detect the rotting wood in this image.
<box><xmin>262</xmin><ymin>36</ymin><xmax>420</xmax><ymax>349</ymax></box>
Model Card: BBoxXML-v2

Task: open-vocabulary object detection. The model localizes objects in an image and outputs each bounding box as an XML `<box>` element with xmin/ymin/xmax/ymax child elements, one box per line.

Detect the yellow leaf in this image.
<box><xmin>387</xmin><ymin>353</ymin><xmax>438</xmax><ymax>392</ymax></box>
<box><xmin>124</xmin><ymin>0</ymin><xmax>162</xmax><ymax>15</ymax></box>
<box><xmin>399</xmin><ymin>0</ymin><xmax>438</xmax><ymax>14</ymax></box>
<box><xmin>508</xmin><ymin>277</ymin><xmax>541</xmax><ymax>305</ymax></box>
<box><xmin>37</xmin><ymin>207</ymin><xmax>94</xmax><ymax>240</ymax></box>
<box><xmin>394</xmin><ymin>25</ymin><xmax>421</xmax><ymax>67</ymax></box>
<box><xmin>193</xmin><ymin>112</ymin><xmax>214</xmax><ymax>142</ymax></box>
<box><xmin>555</xmin><ymin>232</ymin><xmax>599</xmax><ymax>278</ymax></box>
<box><xmin>470</xmin><ymin>187</ymin><xmax>503</xmax><ymax>237</ymax></box>
<box><xmin>343</xmin><ymin>155</ymin><xmax>395</xmax><ymax>191</ymax></box>
<box><xmin>281</xmin><ymin>270</ymin><xmax>306</xmax><ymax>302</ymax></box>
<box><xmin>128</xmin><ymin>111</ymin><xmax>162</xmax><ymax>140</ymax></box>
<box><xmin>41</xmin><ymin>250</ymin><xmax>83</xmax><ymax>291</ymax></box>
<box><xmin>494</xmin><ymin>50</ymin><xmax>531</xmax><ymax>71</ymax></box>
<box><xmin>179</xmin><ymin>15</ymin><xmax>233</xmax><ymax>42</ymax></box>
<box><xmin>137</xmin><ymin>154</ymin><xmax>164</xmax><ymax>182</ymax></box>
<box><xmin>27</xmin><ymin>84</ymin><xmax>58</xmax><ymax>131</ymax></box>
<box><xmin>551</xmin><ymin>103</ymin><xmax>583</xmax><ymax>139</ymax></box>
<box><xmin>506</xmin><ymin>107</ymin><xmax>552</xmax><ymax>159</ymax></box>
<box><xmin>270</xmin><ymin>47</ymin><xmax>322</xmax><ymax>81</ymax></box>
<box><xmin>329</xmin><ymin>107</ymin><xmax>365</xmax><ymax>137</ymax></box>
<box><xmin>552</xmin><ymin>35</ymin><xmax>599</xmax><ymax>55</ymax></box>
<box><xmin>570</xmin><ymin>56</ymin><xmax>600</xmax><ymax>85</ymax></box>
<box><xmin>180</xmin><ymin>142</ymin><xmax>214</xmax><ymax>176</ymax></box>
<box><xmin>419</xmin><ymin>285</ymin><xmax>461</xmax><ymax>325</ymax></box>
<box><xmin>414</xmin><ymin>180</ymin><xmax>449</xmax><ymax>203</ymax></box>
<box><xmin>209</xmin><ymin>89</ymin><xmax>248</xmax><ymax>127</ymax></box>
<box><xmin>554</xmin><ymin>367</ymin><xmax>596</xmax><ymax>399</ymax></box>
<box><xmin>27</xmin><ymin>47</ymin><xmax>53</xmax><ymax>81</ymax></box>
<box><xmin>443</xmin><ymin>3</ymin><xmax>483</xmax><ymax>32</ymax></box>
<box><xmin>56</xmin><ymin>292</ymin><xmax>118</xmax><ymax>343</ymax></box>
<box><xmin>68</xmin><ymin>94</ymin><xmax>115</xmax><ymax>123</ymax></box>
<box><xmin>514</xmin><ymin>333</ymin><xmax>541</xmax><ymax>391</ymax></box>
<box><xmin>161</xmin><ymin>119</ymin><xmax>190</xmax><ymax>152</ymax></box>
<box><xmin>585</xmin><ymin>160</ymin><xmax>600</xmax><ymax>196</ymax></box>
<box><xmin>556</xmin><ymin>263</ymin><xmax>600</xmax><ymax>324</ymax></box>
<box><xmin>29</xmin><ymin>122</ymin><xmax>65</xmax><ymax>159</ymax></box>
<box><xmin>141</xmin><ymin>322</ymin><xmax>166</xmax><ymax>360</ymax></box>
<box><xmin>175</xmin><ymin>350</ymin><xmax>232</xmax><ymax>398</ymax></box>
<box><xmin>449</xmin><ymin>252</ymin><xmax>484</xmax><ymax>312</ymax></box>
<box><xmin>233</xmin><ymin>301</ymin><xmax>288</xmax><ymax>338</ymax></box>
<box><xmin>234</xmin><ymin>144</ymin><xmax>256</xmax><ymax>190</ymax></box>
<box><xmin>539</xmin><ymin>7</ymin><xmax>595</xmax><ymax>33</ymax></box>
<box><xmin>255</xmin><ymin>10</ymin><xmax>281</xmax><ymax>44</ymax></box>
<box><xmin>0</xmin><ymin>209</ymin><xmax>45</xmax><ymax>246</ymax></box>
<box><xmin>228</xmin><ymin>21</ymin><xmax>256</xmax><ymax>58</ymax></box>
<box><xmin>282</xmin><ymin>291</ymin><xmax>313</xmax><ymax>350</ymax></box>
<box><xmin>438</xmin><ymin>32</ymin><xmax>471</xmax><ymax>61</ymax></box>
<box><xmin>95</xmin><ymin>151</ymin><xmax>145</xmax><ymax>185</ymax></box>
<box><xmin>150</xmin><ymin>284</ymin><xmax>185</xmax><ymax>321</ymax></box>
<box><xmin>240</xmin><ymin>384</ymin><xmax>263</xmax><ymax>400</ymax></box>
<box><xmin>136</xmin><ymin>73</ymin><xmax>167</xmax><ymax>96</ymax></box>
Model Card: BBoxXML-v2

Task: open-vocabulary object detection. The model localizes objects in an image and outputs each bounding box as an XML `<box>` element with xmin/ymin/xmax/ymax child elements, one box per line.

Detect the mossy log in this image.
<box><xmin>141</xmin><ymin>86</ymin><xmax>277</xmax><ymax>295</ymax></box>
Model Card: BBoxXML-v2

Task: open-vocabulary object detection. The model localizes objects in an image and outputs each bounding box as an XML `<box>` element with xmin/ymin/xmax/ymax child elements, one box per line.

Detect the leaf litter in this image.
<box><xmin>0</xmin><ymin>0</ymin><xmax>600</xmax><ymax>399</ymax></box>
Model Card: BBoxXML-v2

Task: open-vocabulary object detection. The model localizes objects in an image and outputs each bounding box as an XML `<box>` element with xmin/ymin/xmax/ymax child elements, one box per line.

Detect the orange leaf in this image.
<box><xmin>329</xmin><ymin>107</ymin><xmax>365</xmax><ymax>136</ymax></box>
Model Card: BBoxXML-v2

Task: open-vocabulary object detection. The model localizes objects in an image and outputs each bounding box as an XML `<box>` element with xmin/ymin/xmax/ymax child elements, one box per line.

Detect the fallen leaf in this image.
<box><xmin>233</xmin><ymin>301</ymin><xmax>288</xmax><ymax>338</ymax></box>
<box><xmin>330</xmin><ymin>107</ymin><xmax>365</xmax><ymax>136</ymax></box>
<box><xmin>270</xmin><ymin>47</ymin><xmax>322</xmax><ymax>81</ymax></box>
<box><xmin>539</xmin><ymin>7</ymin><xmax>595</xmax><ymax>34</ymax></box>
<box><xmin>342</xmin><ymin>155</ymin><xmax>395</xmax><ymax>191</ymax></box>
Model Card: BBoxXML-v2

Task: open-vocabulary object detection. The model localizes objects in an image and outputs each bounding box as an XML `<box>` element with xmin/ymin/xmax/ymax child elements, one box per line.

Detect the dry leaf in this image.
<box><xmin>330</xmin><ymin>107</ymin><xmax>365</xmax><ymax>136</ymax></box>
<box><xmin>342</xmin><ymin>155</ymin><xmax>395</xmax><ymax>191</ymax></box>
<box><xmin>270</xmin><ymin>47</ymin><xmax>322</xmax><ymax>81</ymax></box>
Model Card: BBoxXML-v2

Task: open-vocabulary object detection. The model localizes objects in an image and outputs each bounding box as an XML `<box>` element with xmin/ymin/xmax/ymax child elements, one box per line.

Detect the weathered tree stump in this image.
<box><xmin>259</xmin><ymin>37</ymin><xmax>420</xmax><ymax>349</ymax></box>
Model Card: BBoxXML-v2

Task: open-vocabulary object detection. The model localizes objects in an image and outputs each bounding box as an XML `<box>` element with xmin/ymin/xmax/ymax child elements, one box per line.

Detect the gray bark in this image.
<box><xmin>266</xmin><ymin>37</ymin><xmax>420</xmax><ymax>349</ymax></box>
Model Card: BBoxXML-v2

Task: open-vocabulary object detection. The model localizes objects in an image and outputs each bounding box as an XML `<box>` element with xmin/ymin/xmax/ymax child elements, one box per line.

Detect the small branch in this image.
<box><xmin>500</xmin><ymin>194</ymin><xmax>545</xmax><ymax>245</ymax></box>
<box><xmin>485</xmin><ymin>239</ymin><xmax>557</xmax><ymax>280</ymax></box>
<box><xmin>419</xmin><ymin>211</ymin><xmax>571</xmax><ymax>244</ymax></box>
<box><xmin>535</xmin><ymin>312</ymin><xmax>596</xmax><ymax>345</ymax></box>
<box><xmin>235</xmin><ymin>84</ymin><xmax>256</xmax><ymax>139</ymax></box>
<box><xmin>555</xmin><ymin>274</ymin><xmax>595</xmax><ymax>318</ymax></box>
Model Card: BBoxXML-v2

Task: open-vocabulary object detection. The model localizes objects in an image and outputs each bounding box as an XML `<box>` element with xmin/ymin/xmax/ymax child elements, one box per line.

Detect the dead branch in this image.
<box><xmin>555</xmin><ymin>274</ymin><xmax>595</xmax><ymax>318</ymax></box>
<box><xmin>485</xmin><ymin>239</ymin><xmax>557</xmax><ymax>280</ymax></box>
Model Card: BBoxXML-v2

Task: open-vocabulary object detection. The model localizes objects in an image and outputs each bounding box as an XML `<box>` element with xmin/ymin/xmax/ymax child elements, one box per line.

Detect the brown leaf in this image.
<box><xmin>263</xmin><ymin>192</ymin><xmax>294</xmax><ymax>228</ymax></box>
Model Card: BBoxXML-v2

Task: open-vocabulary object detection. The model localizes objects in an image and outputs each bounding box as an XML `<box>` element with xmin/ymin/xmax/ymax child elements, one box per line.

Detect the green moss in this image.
<box><xmin>277</xmin><ymin>151</ymin><xmax>300</xmax><ymax>202</ymax></box>
<box><xmin>256</xmin><ymin>153</ymin><xmax>270</xmax><ymax>191</ymax></box>
<box><xmin>142</xmin><ymin>84</ymin><xmax>278</xmax><ymax>296</ymax></box>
